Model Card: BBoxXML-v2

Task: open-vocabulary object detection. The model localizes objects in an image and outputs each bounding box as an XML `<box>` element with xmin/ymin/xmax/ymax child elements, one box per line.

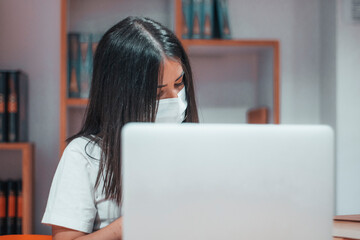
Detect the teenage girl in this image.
<box><xmin>42</xmin><ymin>16</ymin><xmax>199</xmax><ymax>240</ymax></box>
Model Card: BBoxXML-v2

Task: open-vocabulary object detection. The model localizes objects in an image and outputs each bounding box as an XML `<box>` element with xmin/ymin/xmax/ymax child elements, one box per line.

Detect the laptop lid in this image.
<box><xmin>122</xmin><ymin>124</ymin><xmax>334</xmax><ymax>240</ymax></box>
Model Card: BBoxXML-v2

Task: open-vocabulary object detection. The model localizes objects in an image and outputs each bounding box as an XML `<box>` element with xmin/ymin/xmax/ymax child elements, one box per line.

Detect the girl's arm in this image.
<box><xmin>52</xmin><ymin>217</ymin><xmax>122</xmax><ymax>240</ymax></box>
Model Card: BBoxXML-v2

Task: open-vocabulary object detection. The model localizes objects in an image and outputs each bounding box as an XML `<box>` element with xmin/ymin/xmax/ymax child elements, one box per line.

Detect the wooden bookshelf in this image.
<box><xmin>181</xmin><ymin>39</ymin><xmax>280</xmax><ymax>125</ymax></box>
<box><xmin>59</xmin><ymin>0</ymin><xmax>281</xmax><ymax>153</ymax></box>
<box><xmin>175</xmin><ymin>0</ymin><xmax>280</xmax><ymax>125</ymax></box>
<box><xmin>0</xmin><ymin>142</ymin><xmax>34</xmax><ymax>234</ymax></box>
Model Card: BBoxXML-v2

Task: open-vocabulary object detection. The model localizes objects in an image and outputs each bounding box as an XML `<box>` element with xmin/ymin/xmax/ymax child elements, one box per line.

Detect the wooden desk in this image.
<box><xmin>334</xmin><ymin>215</ymin><xmax>360</xmax><ymax>240</ymax></box>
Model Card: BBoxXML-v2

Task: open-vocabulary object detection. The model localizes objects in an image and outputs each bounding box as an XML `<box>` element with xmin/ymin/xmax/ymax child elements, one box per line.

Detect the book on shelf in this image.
<box><xmin>68</xmin><ymin>33</ymin><xmax>81</xmax><ymax>98</ymax></box>
<box><xmin>6</xmin><ymin>180</ymin><xmax>16</xmax><ymax>235</ymax></box>
<box><xmin>181</xmin><ymin>0</ymin><xmax>230</xmax><ymax>39</ymax></box>
<box><xmin>0</xmin><ymin>179</ymin><xmax>22</xmax><ymax>236</ymax></box>
<box><xmin>0</xmin><ymin>70</ymin><xmax>28</xmax><ymax>143</ymax></box>
<box><xmin>202</xmin><ymin>0</ymin><xmax>215</xmax><ymax>39</ymax></box>
<box><xmin>16</xmin><ymin>180</ymin><xmax>22</xmax><ymax>234</ymax></box>
<box><xmin>79</xmin><ymin>33</ymin><xmax>92</xmax><ymax>99</ymax></box>
<box><xmin>247</xmin><ymin>107</ymin><xmax>269</xmax><ymax>124</ymax></box>
<box><xmin>0</xmin><ymin>72</ymin><xmax>7</xmax><ymax>142</ymax></box>
<box><xmin>91</xmin><ymin>33</ymin><xmax>102</xmax><ymax>57</ymax></box>
<box><xmin>333</xmin><ymin>215</ymin><xmax>360</xmax><ymax>239</ymax></box>
<box><xmin>191</xmin><ymin>0</ymin><xmax>203</xmax><ymax>39</ymax></box>
<box><xmin>6</xmin><ymin>71</ymin><xmax>28</xmax><ymax>142</ymax></box>
<box><xmin>215</xmin><ymin>0</ymin><xmax>231</xmax><ymax>39</ymax></box>
<box><xmin>0</xmin><ymin>181</ymin><xmax>5</xmax><ymax>235</ymax></box>
<box><xmin>68</xmin><ymin>33</ymin><xmax>101</xmax><ymax>99</ymax></box>
<box><xmin>182</xmin><ymin>0</ymin><xmax>193</xmax><ymax>39</ymax></box>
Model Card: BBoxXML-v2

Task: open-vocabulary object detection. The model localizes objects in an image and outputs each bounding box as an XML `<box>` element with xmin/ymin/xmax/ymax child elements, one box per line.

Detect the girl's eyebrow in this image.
<box><xmin>157</xmin><ymin>71</ymin><xmax>185</xmax><ymax>88</ymax></box>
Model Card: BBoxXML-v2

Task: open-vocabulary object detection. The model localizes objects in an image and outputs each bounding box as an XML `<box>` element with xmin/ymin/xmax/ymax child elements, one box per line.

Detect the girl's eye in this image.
<box><xmin>175</xmin><ymin>81</ymin><xmax>184</xmax><ymax>87</ymax></box>
<box><xmin>157</xmin><ymin>90</ymin><xmax>164</xmax><ymax>99</ymax></box>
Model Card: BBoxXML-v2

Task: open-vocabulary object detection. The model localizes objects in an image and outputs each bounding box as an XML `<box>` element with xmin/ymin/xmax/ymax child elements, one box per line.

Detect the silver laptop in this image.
<box><xmin>122</xmin><ymin>124</ymin><xmax>334</xmax><ymax>240</ymax></box>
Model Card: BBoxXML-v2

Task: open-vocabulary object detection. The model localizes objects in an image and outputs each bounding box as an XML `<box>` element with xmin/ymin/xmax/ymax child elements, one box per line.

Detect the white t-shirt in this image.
<box><xmin>42</xmin><ymin>137</ymin><xmax>121</xmax><ymax>233</ymax></box>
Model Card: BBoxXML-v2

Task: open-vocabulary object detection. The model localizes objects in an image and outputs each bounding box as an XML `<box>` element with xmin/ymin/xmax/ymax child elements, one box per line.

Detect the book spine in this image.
<box><xmin>19</xmin><ymin>73</ymin><xmax>28</xmax><ymax>142</ymax></box>
<box><xmin>6</xmin><ymin>180</ymin><xmax>16</xmax><ymax>235</ymax></box>
<box><xmin>7</xmin><ymin>72</ymin><xmax>19</xmax><ymax>142</ymax></box>
<box><xmin>216</xmin><ymin>0</ymin><xmax>231</xmax><ymax>39</ymax></box>
<box><xmin>0</xmin><ymin>72</ymin><xmax>7</xmax><ymax>142</ymax></box>
<box><xmin>202</xmin><ymin>0</ymin><xmax>215</xmax><ymax>39</ymax></box>
<box><xmin>6</xmin><ymin>71</ymin><xmax>27</xmax><ymax>142</ymax></box>
<box><xmin>90</xmin><ymin>33</ymin><xmax>103</xmax><ymax>94</ymax></box>
<box><xmin>68</xmin><ymin>33</ymin><xmax>81</xmax><ymax>98</ymax></box>
<box><xmin>192</xmin><ymin>0</ymin><xmax>204</xmax><ymax>39</ymax></box>
<box><xmin>0</xmin><ymin>181</ymin><xmax>6</xmax><ymax>235</ymax></box>
<box><xmin>91</xmin><ymin>34</ymin><xmax>100</xmax><ymax>56</ymax></box>
<box><xmin>16</xmin><ymin>180</ymin><xmax>22</xmax><ymax>234</ymax></box>
<box><xmin>79</xmin><ymin>33</ymin><xmax>92</xmax><ymax>99</ymax></box>
<box><xmin>182</xmin><ymin>0</ymin><xmax>193</xmax><ymax>39</ymax></box>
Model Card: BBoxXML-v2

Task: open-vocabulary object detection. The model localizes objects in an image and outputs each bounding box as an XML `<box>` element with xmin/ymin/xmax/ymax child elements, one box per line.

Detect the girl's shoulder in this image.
<box><xmin>66</xmin><ymin>136</ymin><xmax>98</xmax><ymax>149</ymax></box>
<box><xmin>63</xmin><ymin>136</ymin><xmax>102</xmax><ymax>165</ymax></box>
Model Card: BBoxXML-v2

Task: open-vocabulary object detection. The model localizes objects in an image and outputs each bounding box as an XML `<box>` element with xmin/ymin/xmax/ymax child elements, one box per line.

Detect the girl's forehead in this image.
<box><xmin>163</xmin><ymin>59</ymin><xmax>183</xmax><ymax>74</ymax></box>
<box><xmin>160</xmin><ymin>59</ymin><xmax>183</xmax><ymax>85</ymax></box>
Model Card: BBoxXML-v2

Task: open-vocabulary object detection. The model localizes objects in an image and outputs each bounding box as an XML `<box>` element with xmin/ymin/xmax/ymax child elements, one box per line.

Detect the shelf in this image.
<box><xmin>182</xmin><ymin>39</ymin><xmax>279</xmax><ymax>57</ymax></box>
<box><xmin>66</xmin><ymin>98</ymin><xmax>89</xmax><ymax>107</ymax></box>
<box><xmin>0</xmin><ymin>142</ymin><xmax>34</xmax><ymax>234</ymax></box>
<box><xmin>334</xmin><ymin>215</ymin><xmax>360</xmax><ymax>222</ymax></box>
<box><xmin>181</xmin><ymin>39</ymin><xmax>279</xmax><ymax>47</ymax></box>
<box><xmin>0</xmin><ymin>142</ymin><xmax>33</xmax><ymax>150</ymax></box>
<box><xmin>185</xmin><ymin>39</ymin><xmax>280</xmax><ymax>125</ymax></box>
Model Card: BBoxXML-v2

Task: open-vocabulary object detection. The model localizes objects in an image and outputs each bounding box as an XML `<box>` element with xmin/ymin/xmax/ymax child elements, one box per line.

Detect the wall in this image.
<box><xmin>68</xmin><ymin>0</ymin><xmax>173</xmax><ymax>32</ymax></box>
<box><xmin>335</xmin><ymin>0</ymin><xmax>360</xmax><ymax>214</ymax></box>
<box><xmin>0</xmin><ymin>0</ymin><xmax>323</xmax><ymax>234</ymax></box>
<box><xmin>320</xmin><ymin>0</ymin><xmax>337</xmax><ymax>212</ymax></box>
<box><xmin>320</xmin><ymin>0</ymin><xmax>337</xmax><ymax>130</ymax></box>
<box><xmin>0</xmin><ymin>0</ymin><xmax>60</xmax><ymax>234</ymax></box>
<box><xmin>229</xmin><ymin>0</ymin><xmax>321</xmax><ymax>124</ymax></box>
<box><xmin>320</xmin><ymin>0</ymin><xmax>360</xmax><ymax>215</ymax></box>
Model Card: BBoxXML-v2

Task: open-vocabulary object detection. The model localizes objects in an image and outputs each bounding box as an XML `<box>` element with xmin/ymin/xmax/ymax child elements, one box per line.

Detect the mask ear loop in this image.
<box><xmin>182</xmin><ymin>84</ymin><xmax>189</xmax><ymax>123</ymax></box>
<box><xmin>182</xmin><ymin>109</ymin><xmax>188</xmax><ymax>122</ymax></box>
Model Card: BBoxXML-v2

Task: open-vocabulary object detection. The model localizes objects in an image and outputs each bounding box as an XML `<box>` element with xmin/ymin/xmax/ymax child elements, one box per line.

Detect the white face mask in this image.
<box><xmin>155</xmin><ymin>87</ymin><xmax>188</xmax><ymax>123</ymax></box>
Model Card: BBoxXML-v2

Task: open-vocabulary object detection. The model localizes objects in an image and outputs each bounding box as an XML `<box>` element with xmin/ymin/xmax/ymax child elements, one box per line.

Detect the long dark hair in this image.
<box><xmin>67</xmin><ymin>16</ymin><xmax>199</xmax><ymax>204</ymax></box>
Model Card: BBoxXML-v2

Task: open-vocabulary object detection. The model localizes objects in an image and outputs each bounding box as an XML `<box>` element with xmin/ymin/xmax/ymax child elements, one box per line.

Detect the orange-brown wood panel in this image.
<box><xmin>66</xmin><ymin>98</ymin><xmax>88</xmax><ymax>107</ymax></box>
<box><xmin>273</xmin><ymin>41</ymin><xmax>280</xmax><ymax>124</ymax></box>
<box><xmin>175</xmin><ymin>0</ymin><xmax>182</xmax><ymax>39</ymax></box>
<box><xmin>182</xmin><ymin>39</ymin><xmax>279</xmax><ymax>47</ymax></box>
<box><xmin>0</xmin><ymin>143</ymin><xmax>32</xmax><ymax>150</ymax></box>
<box><xmin>0</xmin><ymin>235</ymin><xmax>52</xmax><ymax>240</ymax></box>
<box><xmin>334</xmin><ymin>215</ymin><xmax>360</xmax><ymax>221</ymax></box>
<box><xmin>60</xmin><ymin>0</ymin><xmax>67</xmax><ymax>155</ymax></box>
<box><xmin>22</xmin><ymin>144</ymin><xmax>33</xmax><ymax>234</ymax></box>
